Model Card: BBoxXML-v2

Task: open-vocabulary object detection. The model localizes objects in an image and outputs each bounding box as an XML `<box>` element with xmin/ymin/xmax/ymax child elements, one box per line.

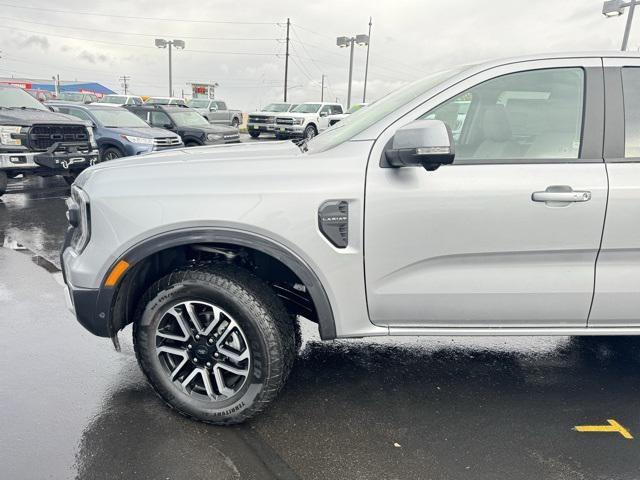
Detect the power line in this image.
<box><xmin>0</xmin><ymin>17</ymin><xmax>280</xmax><ymax>41</ymax></box>
<box><xmin>0</xmin><ymin>2</ymin><xmax>279</xmax><ymax>24</ymax></box>
<box><xmin>0</xmin><ymin>24</ymin><xmax>280</xmax><ymax>56</ymax></box>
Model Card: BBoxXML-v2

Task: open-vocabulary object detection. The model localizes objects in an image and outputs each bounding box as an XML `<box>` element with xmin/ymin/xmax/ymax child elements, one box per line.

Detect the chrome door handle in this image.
<box><xmin>531</xmin><ymin>186</ymin><xmax>591</xmax><ymax>204</ymax></box>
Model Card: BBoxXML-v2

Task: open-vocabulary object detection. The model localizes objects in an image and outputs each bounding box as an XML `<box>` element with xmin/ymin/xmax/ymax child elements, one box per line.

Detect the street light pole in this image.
<box><xmin>155</xmin><ymin>38</ymin><xmax>185</xmax><ymax>97</ymax></box>
<box><xmin>603</xmin><ymin>0</ymin><xmax>639</xmax><ymax>50</ymax></box>
<box><xmin>168</xmin><ymin>44</ymin><xmax>173</xmax><ymax>96</ymax></box>
<box><xmin>623</xmin><ymin>1</ymin><xmax>637</xmax><ymax>50</ymax></box>
<box><xmin>347</xmin><ymin>40</ymin><xmax>355</xmax><ymax>109</ymax></box>
<box><xmin>337</xmin><ymin>33</ymin><xmax>369</xmax><ymax>109</ymax></box>
<box><xmin>363</xmin><ymin>17</ymin><xmax>372</xmax><ymax>103</ymax></box>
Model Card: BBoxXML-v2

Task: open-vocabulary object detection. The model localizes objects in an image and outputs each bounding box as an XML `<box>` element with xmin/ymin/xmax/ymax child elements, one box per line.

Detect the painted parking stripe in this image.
<box><xmin>574</xmin><ymin>419</ymin><xmax>633</xmax><ymax>439</ymax></box>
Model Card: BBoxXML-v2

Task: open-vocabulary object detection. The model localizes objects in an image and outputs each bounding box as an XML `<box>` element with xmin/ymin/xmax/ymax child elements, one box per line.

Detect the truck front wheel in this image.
<box><xmin>249</xmin><ymin>131</ymin><xmax>260</xmax><ymax>138</ymax></box>
<box><xmin>303</xmin><ymin>124</ymin><xmax>317</xmax><ymax>140</ymax></box>
<box><xmin>133</xmin><ymin>264</ymin><xmax>296</xmax><ymax>425</ymax></box>
<box><xmin>231</xmin><ymin>118</ymin><xmax>240</xmax><ymax>128</ymax></box>
<box><xmin>0</xmin><ymin>171</ymin><xmax>7</xmax><ymax>196</ymax></box>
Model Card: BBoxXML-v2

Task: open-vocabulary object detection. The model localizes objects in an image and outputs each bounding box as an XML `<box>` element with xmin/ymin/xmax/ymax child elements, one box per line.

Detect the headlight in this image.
<box><xmin>87</xmin><ymin>126</ymin><xmax>98</xmax><ymax>149</ymax></box>
<box><xmin>294</xmin><ymin>118</ymin><xmax>304</xmax><ymax>125</ymax></box>
<box><xmin>122</xmin><ymin>135</ymin><xmax>155</xmax><ymax>145</ymax></box>
<box><xmin>207</xmin><ymin>133</ymin><xmax>223</xmax><ymax>141</ymax></box>
<box><xmin>67</xmin><ymin>186</ymin><xmax>91</xmax><ymax>253</ymax></box>
<box><xmin>0</xmin><ymin>126</ymin><xmax>22</xmax><ymax>146</ymax></box>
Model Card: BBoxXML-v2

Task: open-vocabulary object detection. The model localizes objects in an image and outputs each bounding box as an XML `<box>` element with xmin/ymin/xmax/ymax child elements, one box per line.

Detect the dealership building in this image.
<box><xmin>0</xmin><ymin>77</ymin><xmax>115</xmax><ymax>96</ymax></box>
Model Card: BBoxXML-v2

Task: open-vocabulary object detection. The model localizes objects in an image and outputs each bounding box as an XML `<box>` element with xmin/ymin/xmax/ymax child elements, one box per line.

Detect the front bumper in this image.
<box><xmin>247</xmin><ymin>123</ymin><xmax>276</xmax><ymax>132</ymax></box>
<box><xmin>0</xmin><ymin>146</ymin><xmax>99</xmax><ymax>171</ymax></box>
<box><xmin>61</xmin><ymin>230</ymin><xmax>111</xmax><ymax>338</ymax></box>
<box><xmin>275</xmin><ymin>125</ymin><xmax>304</xmax><ymax>137</ymax></box>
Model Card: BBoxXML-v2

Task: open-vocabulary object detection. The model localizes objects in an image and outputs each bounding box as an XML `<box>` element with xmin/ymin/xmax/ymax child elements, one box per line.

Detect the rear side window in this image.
<box><xmin>622</xmin><ymin>67</ymin><xmax>640</xmax><ymax>158</ymax></box>
<box><xmin>150</xmin><ymin>111</ymin><xmax>171</xmax><ymax>126</ymax></box>
<box><xmin>64</xmin><ymin>108</ymin><xmax>93</xmax><ymax>122</ymax></box>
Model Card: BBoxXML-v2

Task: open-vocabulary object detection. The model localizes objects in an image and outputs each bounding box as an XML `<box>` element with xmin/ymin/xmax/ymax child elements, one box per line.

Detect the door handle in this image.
<box><xmin>531</xmin><ymin>186</ymin><xmax>591</xmax><ymax>204</ymax></box>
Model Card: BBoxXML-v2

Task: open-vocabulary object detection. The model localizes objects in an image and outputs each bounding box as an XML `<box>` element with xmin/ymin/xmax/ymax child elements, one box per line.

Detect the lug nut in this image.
<box><xmin>206</xmin><ymin>362</ymin><xmax>212</xmax><ymax>367</ymax></box>
<box><xmin>195</xmin><ymin>334</ymin><xmax>200</xmax><ymax>340</ymax></box>
<box><xmin>214</xmin><ymin>353</ymin><xmax>220</xmax><ymax>358</ymax></box>
<box><xmin>193</xmin><ymin>358</ymin><xmax>198</xmax><ymax>363</ymax></box>
<box><xmin>187</xmin><ymin>344</ymin><xmax>192</xmax><ymax>349</ymax></box>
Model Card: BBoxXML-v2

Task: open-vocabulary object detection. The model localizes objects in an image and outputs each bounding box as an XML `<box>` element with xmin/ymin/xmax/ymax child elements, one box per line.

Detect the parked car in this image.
<box><xmin>187</xmin><ymin>99</ymin><xmax>243</xmax><ymax>128</ymax></box>
<box><xmin>126</xmin><ymin>104</ymin><xmax>239</xmax><ymax>146</ymax></box>
<box><xmin>247</xmin><ymin>102</ymin><xmax>299</xmax><ymax>138</ymax></box>
<box><xmin>62</xmin><ymin>51</ymin><xmax>635</xmax><ymax>426</ymax></box>
<box><xmin>49</xmin><ymin>103</ymin><xmax>183</xmax><ymax>160</ymax></box>
<box><xmin>145</xmin><ymin>97</ymin><xmax>186</xmax><ymax>106</ymax></box>
<box><xmin>50</xmin><ymin>92</ymin><xmax>99</xmax><ymax>104</ymax></box>
<box><xmin>25</xmin><ymin>89</ymin><xmax>55</xmax><ymax>103</ymax></box>
<box><xmin>274</xmin><ymin>102</ymin><xmax>344</xmax><ymax>140</ymax></box>
<box><xmin>96</xmin><ymin>94</ymin><xmax>144</xmax><ymax>107</ymax></box>
<box><xmin>327</xmin><ymin>103</ymin><xmax>368</xmax><ymax>126</ymax></box>
<box><xmin>0</xmin><ymin>85</ymin><xmax>98</xmax><ymax>195</ymax></box>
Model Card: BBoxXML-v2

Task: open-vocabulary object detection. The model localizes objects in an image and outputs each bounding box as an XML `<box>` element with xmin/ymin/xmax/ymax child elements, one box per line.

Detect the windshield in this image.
<box><xmin>293</xmin><ymin>103</ymin><xmax>321</xmax><ymax>114</ymax></box>
<box><xmin>0</xmin><ymin>87</ymin><xmax>47</xmax><ymax>110</ymax></box>
<box><xmin>170</xmin><ymin>111</ymin><xmax>210</xmax><ymax>127</ymax></box>
<box><xmin>307</xmin><ymin>66</ymin><xmax>470</xmax><ymax>153</ymax></box>
<box><xmin>99</xmin><ymin>95</ymin><xmax>127</xmax><ymax>104</ymax></box>
<box><xmin>58</xmin><ymin>92</ymin><xmax>85</xmax><ymax>102</ymax></box>
<box><xmin>188</xmin><ymin>99</ymin><xmax>210</xmax><ymax>108</ymax></box>
<box><xmin>263</xmin><ymin>103</ymin><xmax>290</xmax><ymax>112</ymax></box>
<box><xmin>91</xmin><ymin>108</ymin><xmax>150</xmax><ymax>128</ymax></box>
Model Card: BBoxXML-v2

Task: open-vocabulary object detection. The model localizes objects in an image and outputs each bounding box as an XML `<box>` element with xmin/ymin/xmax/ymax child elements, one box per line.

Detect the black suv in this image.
<box><xmin>126</xmin><ymin>105</ymin><xmax>239</xmax><ymax>146</ymax></box>
<box><xmin>0</xmin><ymin>86</ymin><xmax>99</xmax><ymax>196</ymax></box>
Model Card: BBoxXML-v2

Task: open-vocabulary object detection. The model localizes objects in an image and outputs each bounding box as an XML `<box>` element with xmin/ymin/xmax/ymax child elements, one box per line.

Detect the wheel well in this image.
<box><xmin>306</xmin><ymin>123</ymin><xmax>317</xmax><ymax>131</ymax></box>
<box><xmin>111</xmin><ymin>242</ymin><xmax>320</xmax><ymax>334</ymax></box>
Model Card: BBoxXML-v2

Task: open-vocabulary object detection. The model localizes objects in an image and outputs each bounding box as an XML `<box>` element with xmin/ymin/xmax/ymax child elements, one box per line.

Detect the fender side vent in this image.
<box><xmin>318</xmin><ymin>200</ymin><xmax>349</xmax><ymax>248</ymax></box>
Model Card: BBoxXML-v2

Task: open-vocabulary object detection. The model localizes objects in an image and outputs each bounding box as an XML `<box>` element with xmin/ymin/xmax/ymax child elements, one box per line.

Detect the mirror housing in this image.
<box><xmin>319</xmin><ymin>111</ymin><xmax>329</xmax><ymax>117</ymax></box>
<box><xmin>384</xmin><ymin>119</ymin><xmax>455</xmax><ymax>171</ymax></box>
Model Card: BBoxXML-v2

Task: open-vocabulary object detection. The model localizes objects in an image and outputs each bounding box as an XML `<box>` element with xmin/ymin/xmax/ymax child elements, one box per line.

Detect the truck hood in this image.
<box><xmin>0</xmin><ymin>107</ymin><xmax>87</xmax><ymax>126</ymax></box>
<box><xmin>76</xmin><ymin>140</ymin><xmax>301</xmax><ymax>188</ymax></box>
<box><xmin>106</xmin><ymin>126</ymin><xmax>179</xmax><ymax>138</ymax></box>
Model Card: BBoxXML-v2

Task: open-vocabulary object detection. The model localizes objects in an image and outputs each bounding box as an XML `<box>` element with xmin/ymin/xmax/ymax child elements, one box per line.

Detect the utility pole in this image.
<box><xmin>154</xmin><ymin>39</ymin><xmax>185</xmax><ymax>97</ymax></box>
<box><xmin>363</xmin><ymin>17</ymin><xmax>372</xmax><ymax>103</ymax></box>
<box><xmin>623</xmin><ymin>1</ymin><xmax>637</xmax><ymax>50</ymax></box>
<box><xmin>321</xmin><ymin>74</ymin><xmax>325</xmax><ymax>101</ymax></box>
<box><xmin>119</xmin><ymin>75</ymin><xmax>130</xmax><ymax>95</ymax></box>
<box><xmin>284</xmin><ymin>18</ymin><xmax>290</xmax><ymax>102</ymax></box>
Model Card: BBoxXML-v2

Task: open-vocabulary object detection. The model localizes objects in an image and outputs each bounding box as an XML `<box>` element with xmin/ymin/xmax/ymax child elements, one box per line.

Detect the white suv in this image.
<box><xmin>274</xmin><ymin>102</ymin><xmax>343</xmax><ymax>140</ymax></box>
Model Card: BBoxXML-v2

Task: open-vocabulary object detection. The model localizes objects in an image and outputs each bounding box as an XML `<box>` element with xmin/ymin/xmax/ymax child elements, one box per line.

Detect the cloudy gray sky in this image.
<box><xmin>0</xmin><ymin>0</ymin><xmax>633</xmax><ymax>111</ymax></box>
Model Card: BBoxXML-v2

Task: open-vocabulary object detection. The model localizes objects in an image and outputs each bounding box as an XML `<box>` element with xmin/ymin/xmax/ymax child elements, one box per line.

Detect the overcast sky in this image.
<box><xmin>0</xmin><ymin>0</ymin><xmax>632</xmax><ymax>111</ymax></box>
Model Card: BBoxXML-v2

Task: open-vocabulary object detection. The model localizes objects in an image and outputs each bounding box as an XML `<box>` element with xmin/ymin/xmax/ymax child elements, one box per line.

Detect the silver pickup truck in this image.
<box><xmin>187</xmin><ymin>99</ymin><xmax>242</xmax><ymax>128</ymax></box>
<box><xmin>62</xmin><ymin>51</ymin><xmax>640</xmax><ymax>425</ymax></box>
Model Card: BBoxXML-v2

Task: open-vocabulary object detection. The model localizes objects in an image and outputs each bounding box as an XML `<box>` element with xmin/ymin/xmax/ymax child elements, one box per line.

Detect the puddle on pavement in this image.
<box><xmin>2</xmin><ymin>235</ymin><xmax>61</xmax><ymax>273</ymax></box>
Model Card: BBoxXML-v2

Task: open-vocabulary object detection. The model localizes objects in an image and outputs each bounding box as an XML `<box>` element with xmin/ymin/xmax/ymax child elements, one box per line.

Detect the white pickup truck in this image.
<box><xmin>274</xmin><ymin>102</ymin><xmax>344</xmax><ymax>140</ymax></box>
<box><xmin>247</xmin><ymin>102</ymin><xmax>298</xmax><ymax>138</ymax></box>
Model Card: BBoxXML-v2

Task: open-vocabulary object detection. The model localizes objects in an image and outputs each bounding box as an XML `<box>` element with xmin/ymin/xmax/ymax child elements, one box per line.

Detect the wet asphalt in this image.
<box><xmin>2</xmin><ymin>172</ymin><xmax>640</xmax><ymax>479</ymax></box>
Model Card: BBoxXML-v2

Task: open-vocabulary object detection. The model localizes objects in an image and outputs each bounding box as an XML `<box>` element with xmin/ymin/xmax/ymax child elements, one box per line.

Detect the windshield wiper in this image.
<box><xmin>7</xmin><ymin>106</ymin><xmax>45</xmax><ymax>111</ymax></box>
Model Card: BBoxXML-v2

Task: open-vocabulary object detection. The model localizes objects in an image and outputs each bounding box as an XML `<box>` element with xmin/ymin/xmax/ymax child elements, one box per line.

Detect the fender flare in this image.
<box><xmin>100</xmin><ymin>227</ymin><xmax>337</xmax><ymax>340</ymax></box>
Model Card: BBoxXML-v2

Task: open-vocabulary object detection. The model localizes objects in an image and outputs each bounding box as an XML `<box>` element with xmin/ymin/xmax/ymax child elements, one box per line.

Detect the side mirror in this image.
<box><xmin>384</xmin><ymin>119</ymin><xmax>455</xmax><ymax>171</ymax></box>
<box><xmin>319</xmin><ymin>111</ymin><xmax>329</xmax><ymax>117</ymax></box>
<box><xmin>210</xmin><ymin>105</ymin><xmax>218</xmax><ymax>111</ymax></box>
<box><xmin>163</xmin><ymin>123</ymin><xmax>174</xmax><ymax>130</ymax></box>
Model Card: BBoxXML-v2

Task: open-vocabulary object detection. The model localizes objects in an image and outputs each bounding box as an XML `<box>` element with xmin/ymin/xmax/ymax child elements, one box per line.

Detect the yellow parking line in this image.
<box><xmin>574</xmin><ymin>419</ymin><xmax>633</xmax><ymax>439</ymax></box>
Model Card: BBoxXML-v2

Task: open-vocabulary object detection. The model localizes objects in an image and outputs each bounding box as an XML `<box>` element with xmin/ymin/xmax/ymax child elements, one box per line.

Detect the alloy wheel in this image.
<box><xmin>155</xmin><ymin>300</ymin><xmax>251</xmax><ymax>401</ymax></box>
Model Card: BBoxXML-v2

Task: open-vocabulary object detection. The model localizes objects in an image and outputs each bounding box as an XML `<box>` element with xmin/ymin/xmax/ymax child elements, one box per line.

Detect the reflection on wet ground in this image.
<box><xmin>3</xmin><ymin>176</ymin><xmax>640</xmax><ymax>479</ymax></box>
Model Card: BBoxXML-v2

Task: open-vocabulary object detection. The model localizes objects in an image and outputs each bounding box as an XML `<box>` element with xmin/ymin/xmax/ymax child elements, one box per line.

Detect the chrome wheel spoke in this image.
<box><xmin>157</xmin><ymin>307</ymin><xmax>191</xmax><ymax>342</ymax></box>
<box><xmin>185</xmin><ymin>302</ymin><xmax>205</xmax><ymax>334</ymax></box>
<box><xmin>213</xmin><ymin>365</ymin><xmax>236</xmax><ymax>397</ymax></box>
<box><xmin>155</xmin><ymin>300</ymin><xmax>252</xmax><ymax>402</ymax></box>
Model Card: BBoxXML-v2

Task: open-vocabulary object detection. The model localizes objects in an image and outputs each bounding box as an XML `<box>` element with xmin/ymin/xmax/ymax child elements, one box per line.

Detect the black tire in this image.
<box><xmin>185</xmin><ymin>141</ymin><xmax>201</xmax><ymax>147</ymax></box>
<box><xmin>133</xmin><ymin>264</ymin><xmax>296</xmax><ymax>425</ymax></box>
<box><xmin>231</xmin><ymin>117</ymin><xmax>240</xmax><ymax>128</ymax></box>
<box><xmin>0</xmin><ymin>171</ymin><xmax>7</xmax><ymax>196</ymax></box>
<box><xmin>275</xmin><ymin>133</ymin><xmax>287</xmax><ymax>140</ymax></box>
<box><xmin>249</xmin><ymin>131</ymin><xmax>260</xmax><ymax>138</ymax></box>
<box><xmin>62</xmin><ymin>174</ymin><xmax>77</xmax><ymax>186</ymax></box>
<box><xmin>303</xmin><ymin>124</ymin><xmax>317</xmax><ymax>140</ymax></box>
<box><xmin>102</xmin><ymin>147</ymin><xmax>123</xmax><ymax>161</ymax></box>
